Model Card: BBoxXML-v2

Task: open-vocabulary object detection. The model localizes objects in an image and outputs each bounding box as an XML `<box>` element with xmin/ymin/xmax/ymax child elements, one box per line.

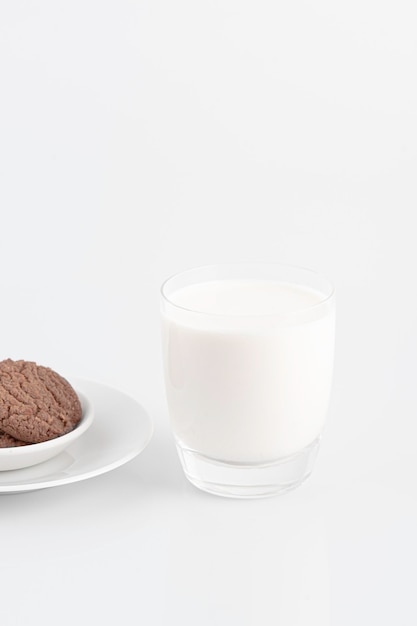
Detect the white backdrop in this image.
<box><xmin>0</xmin><ymin>2</ymin><xmax>416</xmax><ymax>624</ymax></box>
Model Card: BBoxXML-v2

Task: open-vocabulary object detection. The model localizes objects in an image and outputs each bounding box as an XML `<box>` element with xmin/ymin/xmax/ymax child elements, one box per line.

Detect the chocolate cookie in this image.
<box><xmin>0</xmin><ymin>429</ymin><xmax>28</xmax><ymax>448</ymax></box>
<box><xmin>0</xmin><ymin>359</ymin><xmax>82</xmax><ymax>444</ymax></box>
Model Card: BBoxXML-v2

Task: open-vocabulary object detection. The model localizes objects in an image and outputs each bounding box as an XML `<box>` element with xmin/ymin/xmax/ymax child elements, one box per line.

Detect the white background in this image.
<box><xmin>0</xmin><ymin>1</ymin><xmax>416</xmax><ymax>624</ymax></box>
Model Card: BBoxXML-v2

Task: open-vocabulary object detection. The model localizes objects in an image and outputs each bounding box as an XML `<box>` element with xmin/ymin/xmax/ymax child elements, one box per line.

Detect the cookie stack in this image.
<box><xmin>0</xmin><ymin>359</ymin><xmax>82</xmax><ymax>447</ymax></box>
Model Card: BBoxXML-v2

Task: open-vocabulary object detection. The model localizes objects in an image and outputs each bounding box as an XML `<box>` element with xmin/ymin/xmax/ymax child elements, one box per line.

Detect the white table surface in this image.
<box><xmin>1</xmin><ymin>1</ymin><xmax>416</xmax><ymax>624</ymax></box>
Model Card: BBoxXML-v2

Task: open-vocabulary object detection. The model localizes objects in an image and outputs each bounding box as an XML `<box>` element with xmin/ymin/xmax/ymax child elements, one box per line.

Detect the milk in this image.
<box><xmin>162</xmin><ymin>280</ymin><xmax>335</xmax><ymax>463</ymax></box>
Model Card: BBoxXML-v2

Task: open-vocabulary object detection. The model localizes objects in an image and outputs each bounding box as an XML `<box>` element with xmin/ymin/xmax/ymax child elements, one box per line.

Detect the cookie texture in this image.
<box><xmin>0</xmin><ymin>429</ymin><xmax>28</xmax><ymax>448</ymax></box>
<box><xmin>0</xmin><ymin>359</ymin><xmax>82</xmax><ymax>444</ymax></box>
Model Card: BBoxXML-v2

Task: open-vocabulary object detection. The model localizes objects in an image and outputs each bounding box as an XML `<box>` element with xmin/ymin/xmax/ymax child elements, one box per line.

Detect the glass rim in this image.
<box><xmin>160</xmin><ymin>262</ymin><xmax>335</xmax><ymax>318</ymax></box>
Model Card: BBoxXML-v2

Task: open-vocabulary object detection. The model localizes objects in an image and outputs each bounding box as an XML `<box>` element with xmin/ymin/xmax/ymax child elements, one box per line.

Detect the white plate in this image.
<box><xmin>0</xmin><ymin>378</ymin><xmax>153</xmax><ymax>494</ymax></box>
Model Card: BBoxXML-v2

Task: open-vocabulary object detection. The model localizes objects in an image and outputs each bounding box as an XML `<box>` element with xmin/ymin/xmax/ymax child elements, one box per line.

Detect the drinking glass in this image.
<box><xmin>161</xmin><ymin>263</ymin><xmax>335</xmax><ymax>498</ymax></box>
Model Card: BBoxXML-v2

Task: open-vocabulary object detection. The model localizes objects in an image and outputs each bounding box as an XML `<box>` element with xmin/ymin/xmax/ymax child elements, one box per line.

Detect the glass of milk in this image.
<box><xmin>161</xmin><ymin>263</ymin><xmax>335</xmax><ymax>498</ymax></box>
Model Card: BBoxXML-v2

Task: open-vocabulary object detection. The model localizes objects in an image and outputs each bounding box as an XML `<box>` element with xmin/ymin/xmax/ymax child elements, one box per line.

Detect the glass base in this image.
<box><xmin>176</xmin><ymin>437</ymin><xmax>321</xmax><ymax>499</ymax></box>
